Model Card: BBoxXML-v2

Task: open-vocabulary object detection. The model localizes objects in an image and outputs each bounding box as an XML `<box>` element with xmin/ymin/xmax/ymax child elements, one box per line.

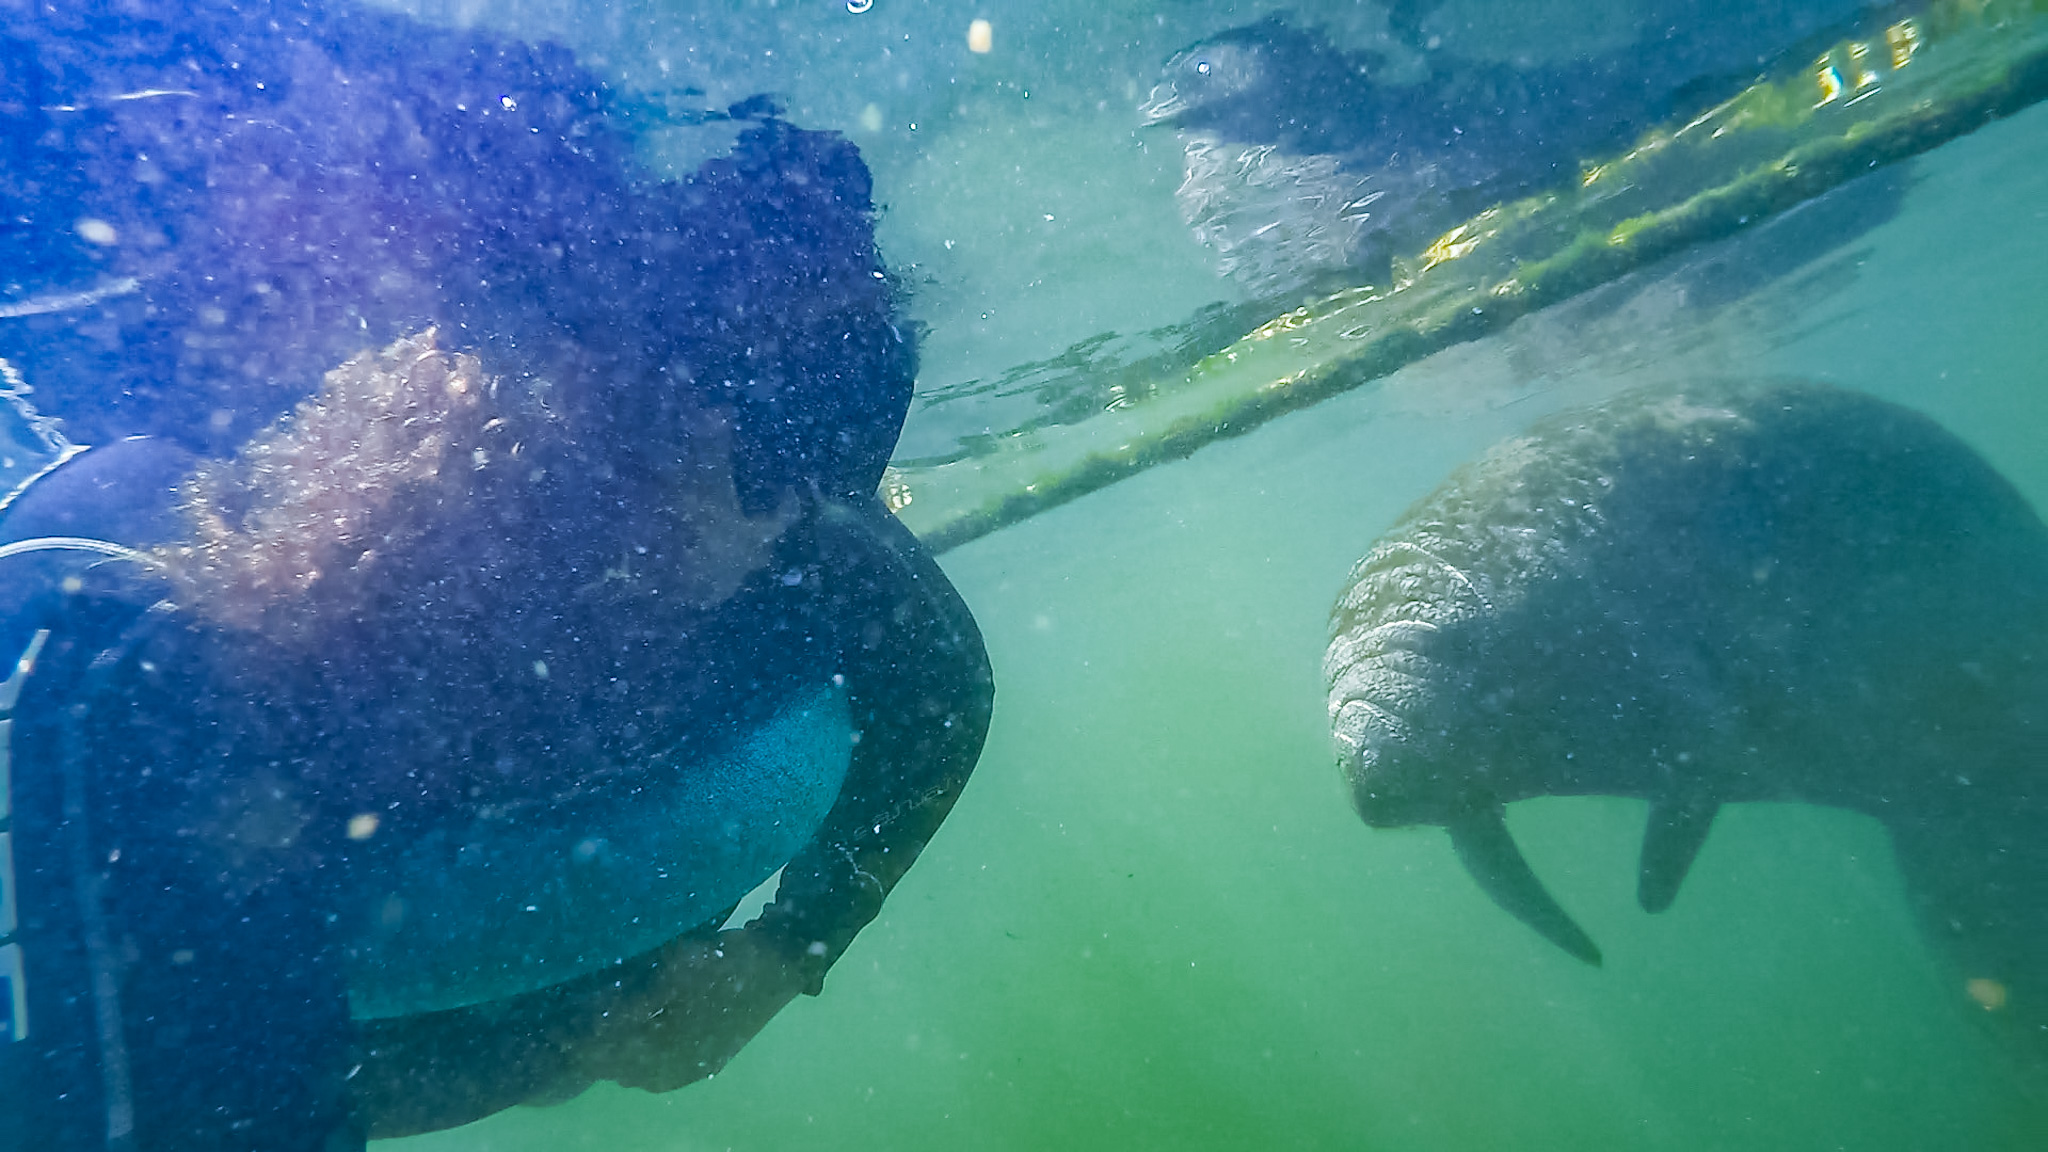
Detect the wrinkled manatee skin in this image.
<box><xmin>1325</xmin><ymin>379</ymin><xmax>2048</xmax><ymax>1060</ymax></box>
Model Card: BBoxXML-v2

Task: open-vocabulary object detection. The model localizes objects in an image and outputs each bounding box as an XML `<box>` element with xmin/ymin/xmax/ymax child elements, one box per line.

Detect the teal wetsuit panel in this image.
<box><xmin>343</xmin><ymin>681</ymin><xmax>852</xmax><ymax>1019</ymax></box>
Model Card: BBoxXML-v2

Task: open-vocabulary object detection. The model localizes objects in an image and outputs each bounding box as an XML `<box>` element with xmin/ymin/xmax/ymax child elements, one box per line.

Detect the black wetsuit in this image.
<box><xmin>0</xmin><ymin>436</ymin><xmax>358</xmax><ymax>1148</ymax></box>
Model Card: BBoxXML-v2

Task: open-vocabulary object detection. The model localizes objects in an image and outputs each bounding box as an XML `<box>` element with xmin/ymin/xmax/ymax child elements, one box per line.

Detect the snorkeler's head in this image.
<box><xmin>0</xmin><ymin>2</ymin><xmax>914</xmax><ymax>512</ymax></box>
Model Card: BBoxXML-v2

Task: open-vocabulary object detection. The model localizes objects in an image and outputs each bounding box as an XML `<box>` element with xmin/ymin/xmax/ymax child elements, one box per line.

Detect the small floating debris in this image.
<box><xmin>1967</xmin><ymin>977</ymin><xmax>2009</xmax><ymax>1011</ymax></box>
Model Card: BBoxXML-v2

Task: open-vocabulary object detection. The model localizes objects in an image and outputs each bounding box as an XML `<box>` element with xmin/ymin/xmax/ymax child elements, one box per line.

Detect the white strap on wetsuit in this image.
<box><xmin>0</xmin><ymin>627</ymin><xmax>51</xmax><ymax>1043</ymax></box>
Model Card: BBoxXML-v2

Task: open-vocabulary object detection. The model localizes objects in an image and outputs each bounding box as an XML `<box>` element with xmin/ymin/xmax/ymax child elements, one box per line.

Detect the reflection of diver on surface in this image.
<box><xmin>1140</xmin><ymin>1</ymin><xmax>1886</xmax><ymax>296</ymax></box>
<box><xmin>0</xmin><ymin>3</ymin><xmax>991</xmax><ymax>1149</ymax></box>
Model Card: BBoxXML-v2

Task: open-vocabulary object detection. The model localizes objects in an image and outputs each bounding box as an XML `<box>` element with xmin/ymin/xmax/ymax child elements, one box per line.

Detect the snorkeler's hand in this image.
<box><xmin>574</xmin><ymin>924</ymin><xmax>812</xmax><ymax>1093</ymax></box>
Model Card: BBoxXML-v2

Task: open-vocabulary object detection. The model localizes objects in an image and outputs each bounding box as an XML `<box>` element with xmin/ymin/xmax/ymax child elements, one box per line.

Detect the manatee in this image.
<box><xmin>1324</xmin><ymin>380</ymin><xmax>2048</xmax><ymax>1041</ymax></box>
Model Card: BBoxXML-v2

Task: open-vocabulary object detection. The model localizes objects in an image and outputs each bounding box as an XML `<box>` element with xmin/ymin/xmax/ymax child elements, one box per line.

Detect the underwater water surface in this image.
<box><xmin>380</xmin><ymin>50</ymin><xmax>2048</xmax><ymax>1152</ymax></box>
<box><xmin>4</xmin><ymin>0</ymin><xmax>2040</xmax><ymax>1146</ymax></box>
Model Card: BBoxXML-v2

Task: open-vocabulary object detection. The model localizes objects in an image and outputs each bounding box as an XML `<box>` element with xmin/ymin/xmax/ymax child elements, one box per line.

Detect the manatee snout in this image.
<box><xmin>1333</xmin><ymin>722</ymin><xmax>1488</xmax><ymax>830</ymax></box>
<box><xmin>1142</xmin><ymin>33</ymin><xmax>1279</xmax><ymax>131</ymax></box>
<box><xmin>1340</xmin><ymin>755</ymin><xmax>1449</xmax><ymax>830</ymax></box>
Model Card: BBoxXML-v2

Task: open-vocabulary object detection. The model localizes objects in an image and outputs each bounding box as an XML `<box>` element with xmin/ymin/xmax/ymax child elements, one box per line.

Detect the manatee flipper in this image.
<box><xmin>1637</xmin><ymin>795</ymin><xmax>1720</xmax><ymax>913</ymax></box>
<box><xmin>1447</xmin><ymin>805</ymin><xmax>1603</xmax><ymax>966</ymax></box>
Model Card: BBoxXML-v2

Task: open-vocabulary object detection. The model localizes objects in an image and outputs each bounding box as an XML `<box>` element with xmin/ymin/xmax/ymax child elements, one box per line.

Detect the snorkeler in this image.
<box><xmin>0</xmin><ymin>2</ymin><xmax>991</xmax><ymax>1148</ymax></box>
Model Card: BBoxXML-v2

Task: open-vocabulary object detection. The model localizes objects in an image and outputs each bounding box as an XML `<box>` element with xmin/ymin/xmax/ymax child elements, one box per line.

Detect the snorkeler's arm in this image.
<box><xmin>352</xmin><ymin>499</ymin><xmax>991</xmax><ymax>1120</ymax></box>
<box><xmin>581</xmin><ymin>498</ymin><xmax>993</xmax><ymax>1093</ymax></box>
<box><xmin>749</xmin><ymin>496</ymin><xmax>993</xmax><ymax>987</ymax></box>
